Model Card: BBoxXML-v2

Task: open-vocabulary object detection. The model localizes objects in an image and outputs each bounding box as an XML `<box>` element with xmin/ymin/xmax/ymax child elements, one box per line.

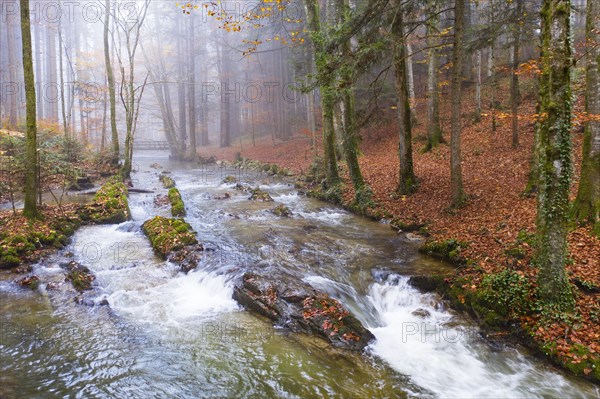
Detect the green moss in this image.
<box><xmin>16</xmin><ymin>275</ymin><xmax>39</xmax><ymax>290</ymax></box>
<box><xmin>142</xmin><ymin>216</ymin><xmax>197</xmax><ymax>258</ymax></box>
<box><xmin>391</xmin><ymin>218</ymin><xmax>424</xmax><ymax>232</ymax></box>
<box><xmin>159</xmin><ymin>174</ymin><xmax>175</xmax><ymax>188</ymax></box>
<box><xmin>168</xmin><ymin>188</ymin><xmax>186</xmax><ymax>217</ymax></box>
<box><xmin>0</xmin><ymin>254</ymin><xmax>20</xmax><ymax>268</ymax></box>
<box><xmin>307</xmin><ymin>184</ymin><xmax>342</xmax><ymax>205</ymax></box>
<box><xmin>223</xmin><ymin>175</ymin><xmax>237</xmax><ymax>183</ymax></box>
<box><xmin>82</xmin><ymin>177</ymin><xmax>131</xmax><ymax>224</ymax></box>
<box><xmin>272</xmin><ymin>204</ymin><xmax>292</xmax><ymax>217</ymax></box>
<box><xmin>67</xmin><ymin>270</ymin><xmax>94</xmax><ymax>291</ymax></box>
<box><xmin>419</xmin><ymin>239</ymin><xmax>468</xmax><ymax>264</ymax></box>
<box><xmin>249</xmin><ymin>188</ymin><xmax>274</xmax><ymax>202</ymax></box>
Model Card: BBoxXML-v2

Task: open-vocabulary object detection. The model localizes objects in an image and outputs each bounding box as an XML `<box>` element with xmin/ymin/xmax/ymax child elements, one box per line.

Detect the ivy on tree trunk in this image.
<box><xmin>304</xmin><ymin>0</ymin><xmax>340</xmax><ymax>188</ymax></box>
<box><xmin>535</xmin><ymin>0</ymin><xmax>574</xmax><ymax>307</ymax></box>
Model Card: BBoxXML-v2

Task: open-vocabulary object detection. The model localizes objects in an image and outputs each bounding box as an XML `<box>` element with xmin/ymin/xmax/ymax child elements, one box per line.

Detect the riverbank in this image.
<box><xmin>0</xmin><ymin>177</ymin><xmax>131</xmax><ymax>272</ymax></box>
<box><xmin>198</xmin><ymin>99</ymin><xmax>600</xmax><ymax>383</ymax></box>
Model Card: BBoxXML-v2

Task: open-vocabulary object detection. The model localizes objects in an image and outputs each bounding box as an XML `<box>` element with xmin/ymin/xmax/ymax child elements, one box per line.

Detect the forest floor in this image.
<box><xmin>199</xmin><ymin>77</ymin><xmax>600</xmax><ymax>382</ymax></box>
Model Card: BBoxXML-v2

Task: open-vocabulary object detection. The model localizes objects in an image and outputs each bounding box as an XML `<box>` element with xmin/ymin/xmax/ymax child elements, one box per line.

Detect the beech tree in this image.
<box><xmin>6</xmin><ymin>5</ymin><xmax>19</xmax><ymax>128</ymax></box>
<box><xmin>20</xmin><ymin>0</ymin><xmax>39</xmax><ymax>218</ymax></box>
<box><xmin>104</xmin><ymin>0</ymin><xmax>119</xmax><ymax>164</ymax></box>
<box><xmin>510</xmin><ymin>0</ymin><xmax>524</xmax><ymax>148</ymax></box>
<box><xmin>187</xmin><ymin>14</ymin><xmax>197</xmax><ymax>158</ymax></box>
<box><xmin>450</xmin><ymin>0</ymin><xmax>466</xmax><ymax>207</ymax></box>
<box><xmin>535</xmin><ymin>0</ymin><xmax>574</xmax><ymax>306</ymax></box>
<box><xmin>573</xmin><ymin>0</ymin><xmax>599</xmax><ymax>234</ymax></box>
<box><xmin>337</xmin><ymin>0</ymin><xmax>372</xmax><ymax>204</ymax></box>
<box><xmin>392</xmin><ymin>0</ymin><xmax>416</xmax><ymax>194</ymax></box>
<box><xmin>423</xmin><ymin>0</ymin><xmax>443</xmax><ymax>152</ymax></box>
<box><xmin>304</xmin><ymin>0</ymin><xmax>340</xmax><ymax>188</ymax></box>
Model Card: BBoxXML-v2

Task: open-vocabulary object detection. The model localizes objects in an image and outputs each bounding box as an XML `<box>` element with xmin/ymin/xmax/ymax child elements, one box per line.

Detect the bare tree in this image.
<box><xmin>104</xmin><ymin>0</ymin><xmax>119</xmax><ymax>164</ymax></box>
<box><xmin>113</xmin><ymin>0</ymin><xmax>150</xmax><ymax>178</ymax></box>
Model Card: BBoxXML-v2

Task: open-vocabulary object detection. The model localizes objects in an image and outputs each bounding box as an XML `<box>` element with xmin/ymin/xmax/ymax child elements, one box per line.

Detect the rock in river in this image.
<box><xmin>233</xmin><ymin>272</ymin><xmax>375</xmax><ymax>351</ymax></box>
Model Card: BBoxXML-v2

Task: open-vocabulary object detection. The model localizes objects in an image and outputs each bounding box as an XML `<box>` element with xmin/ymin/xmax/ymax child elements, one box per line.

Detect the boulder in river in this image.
<box><xmin>233</xmin><ymin>272</ymin><xmax>375</xmax><ymax>351</ymax></box>
<box><xmin>272</xmin><ymin>204</ymin><xmax>292</xmax><ymax>217</ymax></box>
<box><xmin>16</xmin><ymin>275</ymin><xmax>40</xmax><ymax>290</ymax></box>
<box><xmin>411</xmin><ymin>308</ymin><xmax>431</xmax><ymax>318</ymax></box>
<box><xmin>142</xmin><ymin>216</ymin><xmax>203</xmax><ymax>273</ymax></box>
<box><xmin>249</xmin><ymin>188</ymin><xmax>274</xmax><ymax>202</ymax></box>
<box><xmin>61</xmin><ymin>261</ymin><xmax>95</xmax><ymax>291</ymax></box>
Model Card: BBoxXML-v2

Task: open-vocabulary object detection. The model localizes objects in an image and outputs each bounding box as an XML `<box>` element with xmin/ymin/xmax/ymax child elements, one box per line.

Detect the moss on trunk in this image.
<box><xmin>535</xmin><ymin>0</ymin><xmax>574</xmax><ymax>308</ymax></box>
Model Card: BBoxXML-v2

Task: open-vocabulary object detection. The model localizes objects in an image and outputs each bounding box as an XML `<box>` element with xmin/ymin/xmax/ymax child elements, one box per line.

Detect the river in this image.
<box><xmin>1</xmin><ymin>152</ymin><xmax>598</xmax><ymax>398</ymax></box>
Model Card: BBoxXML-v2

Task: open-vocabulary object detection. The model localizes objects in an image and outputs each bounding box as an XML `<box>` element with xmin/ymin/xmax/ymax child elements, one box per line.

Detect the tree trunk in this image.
<box><xmin>424</xmin><ymin>0</ymin><xmax>443</xmax><ymax>151</ymax></box>
<box><xmin>338</xmin><ymin>0</ymin><xmax>368</xmax><ymax>203</ymax></box>
<box><xmin>217</xmin><ymin>36</ymin><xmax>231</xmax><ymax>148</ymax></box>
<box><xmin>304</xmin><ymin>0</ymin><xmax>340</xmax><ymax>187</ymax></box>
<box><xmin>475</xmin><ymin>49</ymin><xmax>482</xmax><ymax>119</ymax></box>
<box><xmin>406</xmin><ymin>40</ymin><xmax>417</xmax><ymax>125</ymax></box>
<box><xmin>511</xmin><ymin>0</ymin><xmax>524</xmax><ymax>148</ymax></box>
<box><xmin>490</xmin><ymin>0</ymin><xmax>498</xmax><ymax>133</ymax></box>
<box><xmin>535</xmin><ymin>0</ymin><xmax>574</xmax><ymax>306</ymax></box>
<box><xmin>101</xmin><ymin>82</ymin><xmax>107</xmax><ymax>151</ymax></box>
<box><xmin>450</xmin><ymin>0</ymin><xmax>466</xmax><ymax>207</ymax></box>
<box><xmin>187</xmin><ymin>15</ymin><xmax>196</xmax><ymax>158</ymax></box>
<box><xmin>45</xmin><ymin>20</ymin><xmax>58</xmax><ymax>122</ymax></box>
<box><xmin>392</xmin><ymin>0</ymin><xmax>416</xmax><ymax>195</ymax></box>
<box><xmin>6</xmin><ymin>8</ymin><xmax>19</xmax><ymax>128</ymax></box>
<box><xmin>573</xmin><ymin>0</ymin><xmax>600</xmax><ymax>233</ymax></box>
<box><xmin>20</xmin><ymin>0</ymin><xmax>39</xmax><ymax>219</ymax></box>
<box><xmin>461</xmin><ymin>0</ymin><xmax>473</xmax><ymax>82</ymax></box>
<box><xmin>34</xmin><ymin>12</ymin><xmax>43</xmax><ymax>121</ymax></box>
<box><xmin>177</xmin><ymin>21</ymin><xmax>187</xmax><ymax>155</ymax></box>
<box><xmin>104</xmin><ymin>0</ymin><xmax>119</xmax><ymax>164</ymax></box>
<box><xmin>304</xmin><ymin>44</ymin><xmax>317</xmax><ymax>157</ymax></box>
<box><xmin>58</xmin><ymin>20</ymin><xmax>68</xmax><ymax>137</ymax></box>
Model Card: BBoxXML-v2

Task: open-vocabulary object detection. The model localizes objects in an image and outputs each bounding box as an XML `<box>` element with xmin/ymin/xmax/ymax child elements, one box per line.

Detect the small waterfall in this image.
<box><xmin>365</xmin><ymin>275</ymin><xmax>595</xmax><ymax>399</ymax></box>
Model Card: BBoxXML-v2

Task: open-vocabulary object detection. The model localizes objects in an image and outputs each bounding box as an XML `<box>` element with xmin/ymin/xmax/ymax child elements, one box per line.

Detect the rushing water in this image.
<box><xmin>1</xmin><ymin>152</ymin><xmax>599</xmax><ymax>399</ymax></box>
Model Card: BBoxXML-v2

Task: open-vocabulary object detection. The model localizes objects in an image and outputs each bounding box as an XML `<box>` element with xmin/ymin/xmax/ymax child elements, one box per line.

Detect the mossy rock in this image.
<box><xmin>249</xmin><ymin>188</ymin><xmax>274</xmax><ymax>202</ymax></box>
<box><xmin>62</xmin><ymin>261</ymin><xmax>95</xmax><ymax>291</ymax></box>
<box><xmin>16</xmin><ymin>275</ymin><xmax>39</xmax><ymax>290</ymax></box>
<box><xmin>0</xmin><ymin>254</ymin><xmax>21</xmax><ymax>268</ymax></box>
<box><xmin>83</xmin><ymin>177</ymin><xmax>131</xmax><ymax>224</ymax></box>
<box><xmin>0</xmin><ymin>214</ymin><xmax>83</xmax><ymax>270</ymax></box>
<box><xmin>142</xmin><ymin>216</ymin><xmax>198</xmax><ymax>258</ymax></box>
<box><xmin>223</xmin><ymin>175</ymin><xmax>237</xmax><ymax>184</ymax></box>
<box><xmin>159</xmin><ymin>174</ymin><xmax>176</xmax><ymax>189</ymax></box>
<box><xmin>272</xmin><ymin>204</ymin><xmax>292</xmax><ymax>217</ymax></box>
<box><xmin>67</xmin><ymin>270</ymin><xmax>95</xmax><ymax>291</ymax></box>
<box><xmin>419</xmin><ymin>239</ymin><xmax>468</xmax><ymax>265</ymax></box>
<box><xmin>390</xmin><ymin>218</ymin><xmax>425</xmax><ymax>232</ymax></box>
<box><xmin>168</xmin><ymin>188</ymin><xmax>186</xmax><ymax>217</ymax></box>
